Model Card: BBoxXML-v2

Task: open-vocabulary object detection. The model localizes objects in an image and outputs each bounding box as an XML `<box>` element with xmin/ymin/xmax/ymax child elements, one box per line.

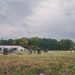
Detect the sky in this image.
<box><xmin>0</xmin><ymin>0</ymin><xmax>75</xmax><ymax>41</ymax></box>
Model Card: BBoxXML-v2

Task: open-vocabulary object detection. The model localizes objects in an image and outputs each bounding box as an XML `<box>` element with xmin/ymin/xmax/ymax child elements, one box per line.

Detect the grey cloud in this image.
<box><xmin>59</xmin><ymin>0</ymin><xmax>75</xmax><ymax>16</ymax></box>
<box><xmin>0</xmin><ymin>0</ymin><xmax>75</xmax><ymax>41</ymax></box>
<box><xmin>8</xmin><ymin>1</ymin><xmax>31</xmax><ymax>16</ymax></box>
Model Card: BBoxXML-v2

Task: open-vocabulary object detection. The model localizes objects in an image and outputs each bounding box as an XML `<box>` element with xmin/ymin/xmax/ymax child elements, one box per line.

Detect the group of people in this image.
<box><xmin>28</xmin><ymin>48</ymin><xmax>41</xmax><ymax>55</ymax></box>
<box><xmin>2</xmin><ymin>48</ymin><xmax>41</xmax><ymax>55</ymax></box>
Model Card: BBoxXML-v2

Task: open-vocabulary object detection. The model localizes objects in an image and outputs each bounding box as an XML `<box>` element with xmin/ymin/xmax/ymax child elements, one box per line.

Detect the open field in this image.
<box><xmin>0</xmin><ymin>51</ymin><xmax>75</xmax><ymax>75</ymax></box>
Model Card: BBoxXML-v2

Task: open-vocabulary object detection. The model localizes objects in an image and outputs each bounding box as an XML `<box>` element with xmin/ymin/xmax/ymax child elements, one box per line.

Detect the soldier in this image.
<box><xmin>37</xmin><ymin>48</ymin><xmax>41</xmax><ymax>54</ymax></box>
<box><xmin>33</xmin><ymin>48</ymin><xmax>36</xmax><ymax>53</ymax></box>
<box><xmin>28</xmin><ymin>49</ymin><xmax>32</xmax><ymax>55</ymax></box>
<box><xmin>3</xmin><ymin>48</ymin><xmax>8</xmax><ymax>55</ymax></box>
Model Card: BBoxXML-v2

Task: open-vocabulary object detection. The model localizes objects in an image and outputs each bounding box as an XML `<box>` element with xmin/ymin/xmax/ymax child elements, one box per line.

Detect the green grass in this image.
<box><xmin>0</xmin><ymin>51</ymin><xmax>75</xmax><ymax>75</ymax></box>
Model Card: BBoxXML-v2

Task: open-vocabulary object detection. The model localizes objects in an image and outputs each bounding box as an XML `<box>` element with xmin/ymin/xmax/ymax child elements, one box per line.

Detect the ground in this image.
<box><xmin>0</xmin><ymin>51</ymin><xmax>75</xmax><ymax>75</ymax></box>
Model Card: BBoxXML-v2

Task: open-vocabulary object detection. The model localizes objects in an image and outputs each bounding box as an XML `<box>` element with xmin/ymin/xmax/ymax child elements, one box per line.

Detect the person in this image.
<box><xmin>3</xmin><ymin>48</ymin><xmax>8</xmax><ymax>55</ymax></box>
<box><xmin>37</xmin><ymin>48</ymin><xmax>41</xmax><ymax>54</ymax></box>
<box><xmin>33</xmin><ymin>48</ymin><xmax>36</xmax><ymax>53</ymax></box>
<box><xmin>28</xmin><ymin>49</ymin><xmax>32</xmax><ymax>55</ymax></box>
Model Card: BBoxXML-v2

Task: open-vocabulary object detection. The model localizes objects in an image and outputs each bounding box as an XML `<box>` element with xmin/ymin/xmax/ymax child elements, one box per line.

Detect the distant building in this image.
<box><xmin>0</xmin><ymin>45</ymin><xmax>26</xmax><ymax>52</ymax></box>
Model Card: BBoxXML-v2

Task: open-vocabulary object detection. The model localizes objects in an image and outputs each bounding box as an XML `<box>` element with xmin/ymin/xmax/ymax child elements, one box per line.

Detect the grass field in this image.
<box><xmin>0</xmin><ymin>51</ymin><xmax>75</xmax><ymax>75</ymax></box>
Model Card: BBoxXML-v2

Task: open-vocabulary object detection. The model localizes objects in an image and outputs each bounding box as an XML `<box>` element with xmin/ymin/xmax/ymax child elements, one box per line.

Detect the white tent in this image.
<box><xmin>0</xmin><ymin>45</ymin><xmax>26</xmax><ymax>52</ymax></box>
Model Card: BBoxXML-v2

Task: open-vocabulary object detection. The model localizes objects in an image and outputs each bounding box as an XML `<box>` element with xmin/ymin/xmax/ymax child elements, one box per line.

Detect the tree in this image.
<box><xmin>15</xmin><ymin>39</ymin><xmax>20</xmax><ymax>45</ymax></box>
<box><xmin>20</xmin><ymin>37</ymin><xmax>28</xmax><ymax>48</ymax></box>
<box><xmin>59</xmin><ymin>39</ymin><xmax>75</xmax><ymax>50</ymax></box>
<box><xmin>7</xmin><ymin>39</ymin><xmax>13</xmax><ymax>45</ymax></box>
<box><xmin>28</xmin><ymin>37</ymin><xmax>42</xmax><ymax>49</ymax></box>
<box><xmin>0</xmin><ymin>37</ymin><xmax>74</xmax><ymax>51</ymax></box>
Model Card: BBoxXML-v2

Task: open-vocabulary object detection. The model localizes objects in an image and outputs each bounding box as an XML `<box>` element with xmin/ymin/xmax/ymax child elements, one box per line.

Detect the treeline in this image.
<box><xmin>0</xmin><ymin>37</ymin><xmax>75</xmax><ymax>50</ymax></box>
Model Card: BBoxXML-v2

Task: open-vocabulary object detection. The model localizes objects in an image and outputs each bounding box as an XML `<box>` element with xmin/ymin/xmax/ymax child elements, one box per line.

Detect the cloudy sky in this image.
<box><xmin>0</xmin><ymin>0</ymin><xmax>75</xmax><ymax>41</ymax></box>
